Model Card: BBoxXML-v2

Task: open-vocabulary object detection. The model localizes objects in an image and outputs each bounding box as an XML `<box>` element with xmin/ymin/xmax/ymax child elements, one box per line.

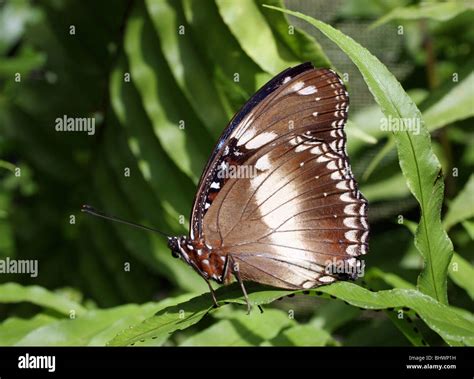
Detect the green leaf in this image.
<box><xmin>309</xmin><ymin>301</ymin><xmax>361</xmax><ymax>333</ymax></box>
<box><xmin>263</xmin><ymin>4</ymin><xmax>454</xmax><ymax>304</ymax></box>
<box><xmin>257</xmin><ymin>0</ymin><xmax>331</xmax><ymax>67</ymax></box>
<box><xmin>366</xmin><ymin>268</ymin><xmax>416</xmax><ymax>290</ymax></box>
<box><xmin>362</xmin><ymin>137</ymin><xmax>395</xmax><ymax>181</ymax></box>
<box><xmin>145</xmin><ymin>0</ymin><xmax>229</xmax><ymax>136</ymax></box>
<box><xmin>345</xmin><ymin>120</ymin><xmax>378</xmax><ymax>147</ymax></box>
<box><xmin>109</xmin><ymin>282</ymin><xmax>474</xmax><ymax>346</ymax></box>
<box><xmin>385</xmin><ymin>310</ymin><xmax>426</xmax><ymax>347</ymax></box>
<box><xmin>0</xmin><ymin>283</ymin><xmax>86</xmax><ymax>316</ymax></box>
<box><xmin>15</xmin><ymin>304</ymin><xmax>154</xmax><ymax>346</ymax></box>
<box><xmin>180</xmin><ymin>309</ymin><xmax>293</xmax><ymax>346</ymax></box>
<box><xmin>90</xmin><ymin>156</ymin><xmax>206</xmax><ymax>294</ymax></box>
<box><xmin>0</xmin><ymin>314</ymin><xmax>57</xmax><ymax>346</ymax></box>
<box><xmin>448</xmin><ymin>253</ymin><xmax>474</xmax><ymax>300</ymax></box>
<box><xmin>108</xmin><ymin>291</ymin><xmax>215</xmax><ymax>346</ymax></box>
<box><xmin>263</xmin><ymin>324</ymin><xmax>333</xmax><ymax>346</ymax></box>
<box><xmin>359</xmin><ymin>73</ymin><xmax>473</xmax><ymax>179</ymax></box>
<box><xmin>444</xmin><ymin>174</ymin><xmax>474</xmax><ymax>231</ymax></box>
<box><xmin>216</xmin><ymin>0</ymin><xmax>299</xmax><ymax>74</ymax></box>
<box><xmin>424</xmin><ymin>72</ymin><xmax>474</xmax><ymax>132</ymax></box>
<box><xmin>110</xmin><ymin>56</ymin><xmax>196</xmax><ymax>223</ymax></box>
<box><xmin>0</xmin><ymin>47</ymin><xmax>46</xmax><ymax>77</ymax></box>
<box><xmin>462</xmin><ymin>220</ymin><xmax>474</xmax><ymax>239</ymax></box>
<box><xmin>370</xmin><ymin>2</ymin><xmax>474</xmax><ymax>29</ymax></box>
<box><xmin>360</xmin><ymin>173</ymin><xmax>410</xmax><ymax>202</ymax></box>
<box><xmin>181</xmin><ymin>0</ymin><xmax>263</xmax><ymax>104</ymax></box>
<box><xmin>124</xmin><ymin>4</ymin><xmax>212</xmax><ymax>182</ymax></box>
<box><xmin>14</xmin><ymin>294</ymin><xmax>196</xmax><ymax>346</ymax></box>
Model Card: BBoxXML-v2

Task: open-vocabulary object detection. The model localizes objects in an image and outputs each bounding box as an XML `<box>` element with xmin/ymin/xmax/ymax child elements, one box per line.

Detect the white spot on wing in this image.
<box><xmin>344</xmin><ymin>204</ymin><xmax>358</xmax><ymax>215</ymax></box>
<box><xmin>297</xmin><ymin>85</ymin><xmax>317</xmax><ymax>95</ymax></box>
<box><xmin>255</xmin><ymin>154</ymin><xmax>271</xmax><ymax>171</ymax></box>
<box><xmin>291</xmin><ymin>81</ymin><xmax>305</xmax><ymax>92</ymax></box>
<box><xmin>343</xmin><ymin>217</ymin><xmax>360</xmax><ymax>228</ymax></box>
<box><xmin>318</xmin><ymin>276</ymin><xmax>335</xmax><ymax>283</ymax></box>
<box><xmin>346</xmin><ymin>245</ymin><xmax>359</xmax><ymax>256</ymax></box>
<box><xmin>336</xmin><ymin>181</ymin><xmax>349</xmax><ymax>190</ymax></box>
<box><xmin>210</xmin><ymin>181</ymin><xmax>220</xmax><ymax>189</ymax></box>
<box><xmin>295</xmin><ymin>144</ymin><xmax>310</xmax><ymax>153</ymax></box>
<box><xmin>340</xmin><ymin>193</ymin><xmax>355</xmax><ymax>202</ymax></box>
<box><xmin>245</xmin><ymin>131</ymin><xmax>277</xmax><ymax>149</ymax></box>
<box><xmin>345</xmin><ymin>230</ymin><xmax>359</xmax><ymax>242</ymax></box>
<box><xmin>317</xmin><ymin>155</ymin><xmax>331</xmax><ymax>163</ymax></box>
<box><xmin>237</xmin><ymin>126</ymin><xmax>256</xmax><ymax>146</ymax></box>
<box><xmin>327</xmin><ymin>161</ymin><xmax>338</xmax><ymax>170</ymax></box>
<box><xmin>331</xmin><ymin>171</ymin><xmax>343</xmax><ymax>180</ymax></box>
<box><xmin>310</xmin><ymin>146</ymin><xmax>323</xmax><ymax>155</ymax></box>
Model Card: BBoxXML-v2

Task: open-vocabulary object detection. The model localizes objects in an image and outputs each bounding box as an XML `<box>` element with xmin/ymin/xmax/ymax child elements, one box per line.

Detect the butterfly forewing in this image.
<box><xmin>189</xmin><ymin>62</ymin><xmax>368</xmax><ymax>290</ymax></box>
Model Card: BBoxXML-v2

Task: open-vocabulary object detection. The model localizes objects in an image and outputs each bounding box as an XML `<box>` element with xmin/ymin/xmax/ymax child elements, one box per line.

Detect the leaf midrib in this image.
<box><xmin>405</xmin><ymin>131</ymin><xmax>439</xmax><ymax>302</ymax></box>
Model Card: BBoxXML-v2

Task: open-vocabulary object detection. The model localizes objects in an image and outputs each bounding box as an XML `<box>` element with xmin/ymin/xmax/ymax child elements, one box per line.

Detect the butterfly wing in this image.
<box><xmin>190</xmin><ymin>62</ymin><xmax>314</xmax><ymax>239</ymax></box>
<box><xmin>190</xmin><ymin>62</ymin><xmax>368</xmax><ymax>289</ymax></box>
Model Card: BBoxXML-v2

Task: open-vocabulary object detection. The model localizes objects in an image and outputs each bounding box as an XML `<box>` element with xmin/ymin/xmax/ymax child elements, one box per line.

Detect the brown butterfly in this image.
<box><xmin>83</xmin><ymin>62</ymin><xmax>369</xmax><ymax>312</ymax></box>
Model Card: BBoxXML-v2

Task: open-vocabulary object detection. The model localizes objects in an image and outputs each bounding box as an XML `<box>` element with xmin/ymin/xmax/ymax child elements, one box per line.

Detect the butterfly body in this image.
<box><xmin>168</xmin><ymin>236</ymin><xmax>231</xmax><ymax>284</ymax></box>
<box><xmin>168</xmin><ymin>62</ymin><xmax>369</xmax><ymax>310</ymax></box>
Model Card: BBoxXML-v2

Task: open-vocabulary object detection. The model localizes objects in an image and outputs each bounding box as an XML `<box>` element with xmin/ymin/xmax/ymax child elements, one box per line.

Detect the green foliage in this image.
<box><xmin>444</xmin><ymin>174</ymin><xmax>474</xmax><ymax>231</ymax></box>
<box><xmin>0</xmin><ymin>283</ymin><xmax>86</xmax><ymax>316</ymax></box>
<box><xmin>370</xmin><ymin>2</ymin><xmax>474</xmax><ymax>29</ymax></box>
<box><xmin>1</xmin><ymin>0</ymin><xmax>472</xmax><ymax>347</ymax></box>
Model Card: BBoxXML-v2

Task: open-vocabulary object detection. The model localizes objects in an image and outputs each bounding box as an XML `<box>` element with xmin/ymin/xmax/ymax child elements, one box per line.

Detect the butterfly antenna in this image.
<box><xmin>81</xmin><ymin>205</ymin><xmax>169</xmax><ymax>237</ymax></box>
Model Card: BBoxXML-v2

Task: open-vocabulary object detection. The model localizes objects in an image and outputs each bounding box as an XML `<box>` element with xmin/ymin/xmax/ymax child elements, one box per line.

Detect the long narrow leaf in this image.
<box><xmin>370</xmin><ymin>2</ymin><xmax>474</xmax><ymax>30</ymax></box>
<box><xmin>216</xmin><ymin>0</ymin><xmax>299</xmax><ymax>74</ymax></box>
<box><xmin>444</xmin><ymin>174</ymin><xmax>474</xmax><ymax>231</ymax></box>
<box><xmin>0</xmin><ymin>283</ymin><xmax>86</xmax><ymax>316</ymax></box>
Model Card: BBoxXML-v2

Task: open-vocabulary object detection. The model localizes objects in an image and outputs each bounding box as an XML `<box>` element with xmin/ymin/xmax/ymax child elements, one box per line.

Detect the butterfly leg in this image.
<box><xmin>206</xmin><ymin>280</ymin><xmax>219</xmax><ymax>308</ymax></box>
<box><xmin>228</xmin><ymin>255</ymin><xmax>252</xmax><ymax>314</ymax></box>
<box><xmin>188</xmin><ymin>259</ymin><xmax>219</xmax><ymax>308</ymax></box>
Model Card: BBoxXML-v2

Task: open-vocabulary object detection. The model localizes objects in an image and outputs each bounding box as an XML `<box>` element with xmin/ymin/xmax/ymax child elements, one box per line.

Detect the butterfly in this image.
<box><xmin>83</xmin><ymin>62</ymin><xmax>368</xmax><ymax>313</ymax></box>
<box><xmin>167</xmin><ymin>62</ymin><xmax>369</xmax><ymax>312</ymax></box>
